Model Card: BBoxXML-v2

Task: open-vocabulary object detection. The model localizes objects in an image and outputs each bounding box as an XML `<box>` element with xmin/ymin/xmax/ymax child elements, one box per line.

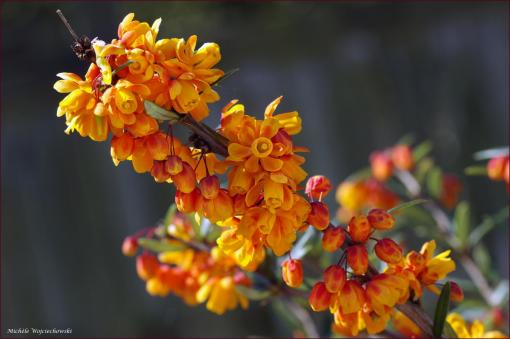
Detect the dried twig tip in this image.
<box><xmin>56</xmin><ymin>9</ymin><xmax>79</xmax><ymax>41</ymax></box>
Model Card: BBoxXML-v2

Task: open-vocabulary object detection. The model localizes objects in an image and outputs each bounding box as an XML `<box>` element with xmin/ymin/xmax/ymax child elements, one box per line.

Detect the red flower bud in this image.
<box><xmin>151</xmin><ymin>161</ymin><xmax>170</xmax><ymax>183</ymax></box>
<box><xmin>449</xmin><ymin>281</ymin><xmax>464</xmax><ymax>303</ymax></box>
<box><xmin>136</xmin><ymin>253</ymin><xmax>159</xmax><ymax>281</ymax></box>
<box><xmin>145</xmin><ymin>132</ymin><xmax>169</xmax><ymax>161</ymax></box>
<box><xmin>175</xmin><ymin>188</ymin><xmax>203</xmax><ymax>213</ymax></box>
<box><xmin>307</xmin><ymin>201</ymin><xmax>330</xmax><ymax>231</ymax></box>
<box><xmin>374</xmin><ymin>238</ymin><xmax>403</xmax><ymax>264</ymax></box>
<box><xmin>305</xmin><ymin>175</ymin><xmax>333</xmax><ymax>200</ymax></box>
<box><xmin>346</xmin><ymin>245</ymin><xmax>369</xmax><ymax>275</ymax></box>
<box><xmin>322</xmin><ymin>225</ymin><xmax>345</xmax><ymax>253</ymax></box>
<box><xmin>309</xmin><ymin>282</ymin><xmax>333</xmax><ymax>312</ymax></box>
<box><xmin>281</xmin><ymin>259</ymin><xmax>304</xmax><ymax>288</ymax></box>
<box><xmin>323</xmin><ymin>265</ymin><xmax>346</xmax><ymax>293</ymax></box>
<box><xmin>370</xmin><ymin>151</ymin><xmax>393</xmax><ymax>182</ymax></box>
<box><xmin>391</xmin><ymin>145</ymin><xmax>414</xmax><ymax>170</ymax></box>
<box><xmin>347</xmin><ymin>215</ymin><xmax>372</xmax><ymax>243</ymax></box>
<box><xmin>199</xmin><ymin>175</ymin><xmax>220</xmax><ymax>200</ymax></box>
<box><xmin>367</xmin><ymin>208</ymin><xmax>395</xmax><ymax>230</ymax></box>
<box><xmin>122</xmin><ymin>236</ymin><xmax>138</xmax><ymax>257</ymax></box>
<box><xmin>111</xmin><ymin>133</ymin><xmax>134</xmax><ymax>162</ymax></box>
<box><xmin>487</xmin><ymin>156</ymin><xmax>508</xmax><ymax>181</ymax></box>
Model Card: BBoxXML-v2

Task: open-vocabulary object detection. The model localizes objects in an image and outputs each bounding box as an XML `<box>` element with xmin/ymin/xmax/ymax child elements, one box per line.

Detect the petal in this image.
<box><xmin>261</xmin><ymin>156</ymin><xmax>283</xmax><ymax>172</ymax></box>
<box><xmin>227</xmin><ymin>143</ymin><xmax>251</xmax><ymax>161</ymax></box>
<box><xmin>245</xmin><ymin>154</ymin><xmax>260</xmax><ymax>173</ymax></box>
<box><xmin>264</xmin><ymin>96</ymin><xmax>283</xmax><ymax>118</ymax></box>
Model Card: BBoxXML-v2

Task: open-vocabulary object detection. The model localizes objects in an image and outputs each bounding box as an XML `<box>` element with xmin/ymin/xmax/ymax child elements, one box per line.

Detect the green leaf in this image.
<box><xmin>387</xmin><ymin>199</ymin><xmax>428</xmax><ymax>214</ymax></box>
<box><xmin>473</xmin><ymin>147</ymin><xmax>509</xmax><ymax>161</ymax></box>
<box><xmin>138</xmin><ymin>238</ymin><xmax>186</xmax><ymax>252</ymax></box>
<box><xmin>144</xmin><ymin>100</ymin><xmax>182</xmax><ymax>122</ymax></box>
<box><xmin>162</xmin><ymin>204</ymin><xmax>177</xmax><ymax>227</ymax></box>
<box><xmin>464</xmin><ymin>165</ymin><xmax>488</xmax><ymax>176</ymax></box>
<box><xmin>236</xmin><ymin>285</ymin><xmax>273</xmax><ymax>300</ymax></box>
<box><xmin>426</xmin><ymin>167</ymin><xmax>443</xmax><ymax>199</ymax></box>
<box><xmin>397</xmin><ymin>133</ymin><xmax>415</xmax><ymax>145</ymax></box>
<box><xmin>473</xmin><ymin>244</ymin><xmax>492</xmax><ymax>277</ymax></box>
<box><xmin>415</xmin><ymin>157</ymin><xmax>435</xmax><ymax>183</ymax></box>
<box><xmin>433</xmin><ymin>281</ymin><xmax>451</xmax><ymax>337</ymax></box>
<box><xmin>453</xmin><ymin>201</ymin><xmax>471</xmax><ymax>247</ymax></box>
<box><xmin>413</xmin><ymin>140</ymin><xmax>433</xmax><ymax>162</ymax></box>
<box><xmin>443</xmin><ymin>322</ymin><xmax>458</xmax><ymax>338</ymax></box>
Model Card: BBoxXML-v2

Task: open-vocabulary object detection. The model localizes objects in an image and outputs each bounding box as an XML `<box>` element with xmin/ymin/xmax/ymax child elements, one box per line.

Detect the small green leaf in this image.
<box><xmin>144</xmin><ymin>100</ymin><xmax>182</xmax><ymax>122</ymax></box>
<box><xmin>464</xmin><ymin>165</ymin><xmax>488</xmax><ymax>176</ymax></box>
<box><xmin>453</xmin><ymin>201</ymin><xmax>470</xmax><ymax>247</ymax></box>
<box><xmin>473</xmin><ymin>244</ymin><xmax>492</xmax><ymax>277</ymax></box>
<box><xmin>387</xmin><ymin>199</ymin><xmax>428</xmax><ymax>214</ymax></box>
<box><xmin>443</xmin><ymin>322</ymin><xmax>458</xmax><ymax>338</ymax></box>
<box><xmin>415</xmin><ymin>157</ymin><xmax>435</xmax><ymax>183</ymax></box>
<box><xmin>433</xmin><ymin>281</ymin><xmax>451</xmax><ymax>337</ymax></box>
<box><xmin>236</xmin><ymin>285</ymin><xmax>273</xmax><ymax>300</ymax></box>
<box><xmin>162</xmin><ymin>204</ymin><xmax>177</xmax><ymax>227</ymax></box>
<box><xmin>469</xmin><ymin>216</ymin><xmax>495</xmax><ymax>246</ymax></box>
<box><xmin>426</xmin><ymin>167</ymin><xmax>443</xmax><ymax>199</ymax></box>
<box><xmin>413</xmin><ymin>140</ymin><xmax>433</xmax><ymax>162</ymax></box>
<box><xmin>473</xmin><ymin>147</ymin><xmax>509</xmax><ymax>161</ymax></box>
<box><xmin>138</xmin><ymin>238</ymin><xmax>186</xmax><ymax>252</ymax></box>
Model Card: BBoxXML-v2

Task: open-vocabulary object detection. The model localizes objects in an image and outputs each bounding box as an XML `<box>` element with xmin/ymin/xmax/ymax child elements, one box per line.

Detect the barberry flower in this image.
<box><xmin>321</xmin><ymin>225</ymin><xmax>345</xmax><ymax>253</ymax></box>
<box><xmin>374</xmin><ymin>238</ymin><xmax>403</xmax><ymax>264</ymax></box>
<box><xmin>281</xmin><ymin>259</ymin><xmax>304</xmax><ymax>288</ymax></box>
<box><xmin>391</xmin><ymin>144</ymin><xmax>414</xmax><ymax>170</ymax></box>
<box><xmin>305</xmin><ymin>175</ymin><xmax>332</xmax><ymax>200</ymax></box>
<box><xmin>367</xmin><ymin>208</ymin><xmax>395</xmax><ymax>230</ymax></box>
<box><xmin>323</xmin><ymin>265</ymin><xmax>346</xmax><ymax>293</ymax></box>
<box><xmin>370</xmin><ymin>151</ymin><xmax>393</xmax><ymax>182</ymax></box>
<box><xmin>347</xmin><ymin>215</ymin><xmax>372</xmax><ymax>243</ymax></box>
<box><xmin>122</xmin><ymin>236</ymin><xmax>138</xmax><ymax>256</ymax></box>
<box><xmin>346</xmin><ymin>245</ymin><xmax>369</xmax><ymax>275</ymax></box>
<box><xmin>309</xmin><ymin>282</ymin><xmax>333</xmax><ymax>312</ymax></box>
<box><xmin>307</xmin><ymin>201</ymin><xmax>330</xmax><ymax>230</ymax></box>
<box><xmin>447</xmin><ymin>313</ymin><xmax>507</xmax><ymax>338</ymax></box>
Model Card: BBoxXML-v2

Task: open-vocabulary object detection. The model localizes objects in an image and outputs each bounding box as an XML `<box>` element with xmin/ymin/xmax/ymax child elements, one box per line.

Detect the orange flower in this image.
<box><xmin>374</xmin><ymin>238</ymin><xmax>403</xmax><ymax>264</ymax></box>
<box><xmin>281</xmin><ymin>259</ymin><xmax>303</xmax><ymax>288</ymax></box>
<box><xmin>367</xmin><ymin>208</ymin><xmax>395</xmax><ymax>230</ymax></box>
<box><xmin>346</xmin><ymin>245</ymin><xmax>369</xmax><ymax>275</ymax></box>
<box><xmin>309</xmin><ymin>282</ymin><xmax>333</xmax><ymax>312</ymax></box>
<box><xmin>321</xmin><ymin>225</ymin><xmax>345</xmax><ymax>253</ymax></box>
<box><xmin>307</xmin><ymin>201</ymin><xmax>330</xmax><ymax>230</ymax></box>
<box><xmin>305</xmin><ymin>175</ymin><xmax>332</xmax><ymax>200</ymax></box>
<box><xmin>370</xmin><ymin>151</ymin><xmax>393</xmax><ymax>181</ymax></box>
<box><xmin>347</xmin><ymin>215</ymin><xmax>372</xmax><ymax>243</ymax></box>
<box><xmin>323</xmin><ymin>265</ymin><xmax>346</xmax><ymax>293</ymax></box>
<box><xmin>391</xmin><ymin>144</ymin><xmax>414</xmax><ymax>170</ymax></box>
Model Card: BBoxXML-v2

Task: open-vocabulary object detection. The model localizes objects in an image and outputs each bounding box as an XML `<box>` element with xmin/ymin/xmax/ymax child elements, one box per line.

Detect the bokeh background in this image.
<box><xmin>2</xmin><ymin>1</ymin><xmax>508</xmax><ymax>337</ymax></box>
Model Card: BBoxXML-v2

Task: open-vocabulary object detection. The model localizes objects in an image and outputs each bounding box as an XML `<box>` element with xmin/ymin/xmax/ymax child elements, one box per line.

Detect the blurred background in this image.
<box><xmin>2</xmin><ymin>1</ymin><xmax>508</xmax><ymax>337</ymax></box>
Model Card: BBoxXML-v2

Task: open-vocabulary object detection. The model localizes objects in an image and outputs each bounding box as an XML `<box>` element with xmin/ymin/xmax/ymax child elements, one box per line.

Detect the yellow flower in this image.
<box><xmin>447</xmin><ymin>313</ymin><xmax>507</xmax><ymax>338</ymax></box>
<box><xmin>418</xmin><ymin>240</ymin><xmax>456</xmax><ymax>285</ymax></box>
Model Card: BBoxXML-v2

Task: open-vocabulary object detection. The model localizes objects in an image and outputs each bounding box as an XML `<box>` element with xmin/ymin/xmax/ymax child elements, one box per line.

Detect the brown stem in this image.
<box><xmin>56</xmin><ymin>9</ymin><xmax>79</xmax><ymax>41</ymax></box>
<box><xmin>178</xmin><ymin>115</ymin><xmax>229</xmax><ymax>157</ymax></box>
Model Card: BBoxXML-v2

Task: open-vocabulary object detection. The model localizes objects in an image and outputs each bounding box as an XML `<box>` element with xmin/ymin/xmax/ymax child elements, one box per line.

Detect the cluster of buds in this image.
<box><xmin>299</xmin><ymin>208</ymin><xmax>461</xmax><ymax>336</ymax></box>
<box><xmin>487</xmin><ymin>155</ymin><xmax>510</xmax><ymax>188</ymax></box>
<box><xmin>335</xmin><ymin>179</ymin><xmax>399</xmax><ymax>222</ymax></box>
<box><xmin>123</xmin><ymin>212</ymin><xmax>251</xmax><ymax>315</ymax></box>
<box><xmin>370</xmin><ymin>144</ymin><xmax>414</xmax><ymax>182</ymax></box>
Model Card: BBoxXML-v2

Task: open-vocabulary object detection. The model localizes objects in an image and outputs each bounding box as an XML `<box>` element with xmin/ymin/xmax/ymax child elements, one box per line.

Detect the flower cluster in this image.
<box><xmin>54</xmin><ymin>13</ymin><xmax>223</xmax><ymax>177</ymax></box>
<box><xmin>298</xmin><ymin>208</ymin><xmax>460</xmax><ymax>336</ymax></box>
<box><xmin>125</xmin><ymin>212</ymin><xmax>251</xmax><ymax>315</ymax></box>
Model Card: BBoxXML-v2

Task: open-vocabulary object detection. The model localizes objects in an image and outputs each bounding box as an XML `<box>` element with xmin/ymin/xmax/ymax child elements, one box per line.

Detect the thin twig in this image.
<box><xmin>281</xmin><ymin>298</ymin><xmax>320</xmax><ymax>338</ymax></box>
<box><xmin>56</xmin><ymin>9</ymin><xmax>79</xmax><ymax>41</ymax></box>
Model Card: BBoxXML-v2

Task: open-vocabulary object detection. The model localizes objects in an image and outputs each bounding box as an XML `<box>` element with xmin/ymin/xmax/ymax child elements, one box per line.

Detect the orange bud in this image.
<box><xmin>367</xmin><ymin>209</ymin><xmax>395</xmax><ymax>230</ymax></box>
<box><xmin>305</xmin><ymin>175</ymin><xmax>333</xmax><ymax>200</ymax></box>
<box><xmin>145</xmin><ymin>133</ymin><xmax>170</xmax><ymax>161</ymax></box>
<box><xmin>171</xmin><ymin>162</ymin><xmax>196</xmax><ymax>193</ymax></box>
<box><xmin>370</xmin><ymin>151</ymin><xmax>393</xmax><ymax>181</ymax></box>
<box><xmin>504</xmin><ymin>158</ymin><xmax>510</xmax><ymax>183</ymax></box>
<box><xmin>322</xmin><ymin>225</ymin><xmax>345</xmax><ymax>252</ymax></box>
<box><xmin>487</xmin><ymin>156</ymin><xmax>507</xmax><ymax>181</ymax></box>
<box><xmin>201</xmin><ymin>189</ymin><xmax>234</xmax><ymax>223</ymax></box>
<box><xmin>151</xmin><ymin>161</ymin><xmax>170</xmax><ymax>183</ymax></box>
<box><xmin>199</xmin><ymin>175</ymin><xmax>220</xmax><ymax>200</ymax></box>
<box><xmin>374</xmin><ymin>238</ymin><xmax>403</xmax><ymax>264</ymax></box>
<box><xmin>165</xmin><ymin>155</ymin><xmax>184</xmax><ymax>175</ymax></box>
<box><xmin>281</xmin><ymin>259</ymin><xmax>304</xmax><ymax>288</ymax></box>
<box><xmin>111</xmin><ymin>133</ymin><xmax>134</xmax><ymax>162</ymax></box>
<box><xmin>391</xmin><ymin>145</ymin><xmax>414</xmax><ymax>170</ymax></box>
<box><xmin>449</xmin><ymin>281</ymin><xmax>464</xmax><ymax>302</ymax></box>
<box><xmin>338</xmin><ymin>280</ymin><xmax>366</xmax><ymax>314</ymax></box>
<box><xmin>491</xmin><ymin>308</ymin><xmax>505</xmax><ymax>328</ymax></box>
<box><xmin>307</xmin><ymin>201</ymin><xmax>330</xmax><ymax>231</ymax></box>
<box><xmin>136</xmin><ymin>253</ymin><xmax>159</xmax><ymax>281</ymax></box>
<box><xmin>440</xmin><ymin>174</ymin><xmax>462</xmax><ymax>210</ymax></box>
<box><xmin>175</xmin><ymin>188</ymin><xmax>202</xmax><ymax>213</ymax></box>
<box><xmin>346</xmin><ymin>245</ymin><xmax>368</xmax><ymax>275</ymax></box>
<box><xmin>323</xmin><ymin>265</ymin><xmax>346</xmax><ymax>293</ymax></box>
<box><xmin>309</xmin><ymin>282</ymin><xmax>333</xmax><ymax>312</ymax></box>
<box><xmin>347</xmin><ymin>215</ymin><xmax>372</xmax><ymax>243</ymax></box>
<box><xmin>406</xmin><ymin>251</ymin><xmax>425</xmax><ymax>274</ymax></box>
<box><xmin>122</xmin><ymin>236</ymin><xmax>138</xmax><ymax>256</ymax></box>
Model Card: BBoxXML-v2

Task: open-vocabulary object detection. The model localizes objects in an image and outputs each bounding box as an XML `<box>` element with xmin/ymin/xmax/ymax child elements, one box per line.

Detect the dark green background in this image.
<box><xmin>2</xmin><ymin>2</ymin><xmax>508</xmax><ymax>337</ymax></box>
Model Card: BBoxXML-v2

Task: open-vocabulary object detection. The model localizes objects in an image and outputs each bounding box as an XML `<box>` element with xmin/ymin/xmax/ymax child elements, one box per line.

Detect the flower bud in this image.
<box><xmin>171</xmin><ymin>162</ymin><xmax>196</xmax><ymax>193</ymax></box>
<box><xmin>136</xmin><ymin>253</ymin><xmax>159</xmax><ymax>281</ymax></box>
<box><xmin>165</xmin><ymin>155</ymin><xmax>184</xmax><ymax>175</ymax></box>
<box><xmin>367</xmin><ymin>208</ymin><xmax>395</xmax><ymax>230</ymax></box>
<box><xmin>151</xmin><ymin>161</ymin><xmax>170</xmax><ymax>183</ymax></box>
<box><xmin>201</xmin><ymin>189</ymin><xmax>234</xmax><ymax>223</ymax></box>
<box><xmin>440</xmin><ymin>174</ymin><xmax>462</xmax><ymax>210</ymax></box>
<box><xmin>309</xmin><ymin>282</ymin><xmax>333</xmax><ymax>312</ymax></box>
<box><xmin>146</xmin><ymin>132</ymin><xmax>169</xmax><ymax>161</ymax></box>
<box><xmin>322</xmin><ymin>225</ymin><xmax>345</xmax><ymax>253</ymax></box>
<box><xmin>391</xmin><ymin>145</ymin><xmax>414</xmax><ymax>170</ymax></box>
<box><xmin>370</xmin><ymin>151</ymin><xmax>393</xmax><ymax>182</ymax></box>
<box><xmin>347</xmin><ymin>215</ymin><xmax>372</xmax><ymax>243</ymax></box>
<box><xmin>504</xmin><ymin>158</ymin><xmax>510</xmax><ymax>184</ymax></box>
<box><xmin>175</xmin><ymin>188</ymin><xmax>202</xmax><ymax>213</ymax></box>
<box><xmin>449</xmin><ymin>281</ymin><xmax>464</xmax><ymax>303</ymax></box>
<box><xmin>406</xmin><ymin>251</ymin><xmax>425</xmax><ymax>274</ymax></box>
<box><xmin>305</xmin><ymin>175</ymin><xmax>332</xmax><ymax>200</ymax></box>
<box><xmin>281</xmin><ymin>259</ymin><xmax>304</xmax><ymax>288</ymax></box>
<box><xmin>374</xmin><ymin>238</ymin><xmax>403</xmax><ymax>264</ymax></box>
<box><xmin>487</xmin><ymin>156</ymin><xmax>508</xmax><ymax>181</ymax></box>
<box><xmin>307</xmin><ymin>201</ymin><xmax>330</xmax><ymax>230</ymax></box>
<box><xmin>122</xmin><ymin>236</ymin><xmax>138</xmax><ymax>257</ymax></box>
<box><xmin>338</xmin><ymin>280</ymin><xmax>366</xmax><ymax>314</ymax></box>
<box><xmin>111</xmin><ymin>133</ymin><xmax>134</xmax><ymax>163</ymax></box>
<box><xmin>199</xmin><ymin>175</ymin><xmax>220</xmax><ymax>200</ymax></box>
<box><xmin>323</xmin><ymin>265</ymin><xmax>346</xmax><ymax>293</ymax></box>
<box><xmin>346</xmin><ymin>245</ymin><xmax>369</xmax><ymax>275</ymax></box>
